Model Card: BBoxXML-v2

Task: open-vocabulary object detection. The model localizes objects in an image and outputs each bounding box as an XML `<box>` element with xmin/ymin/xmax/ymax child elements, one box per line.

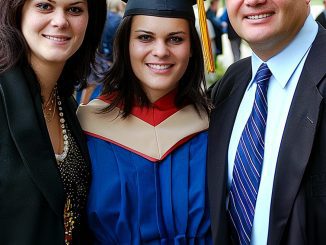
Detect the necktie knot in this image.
<box><xmin>254</xmin><ymin>63</ymin><xmax>272</xmax><ymax>86</ymax></box>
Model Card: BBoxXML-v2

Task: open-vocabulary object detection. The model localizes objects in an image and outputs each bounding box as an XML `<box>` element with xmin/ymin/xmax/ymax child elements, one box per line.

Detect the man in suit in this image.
<box><xmin>207</xmin><ymin>0</ymin><xmax>326</xmax><ymax>244</ymax></box>
<box><xmin>316</xmin><ymin>0</ymin><xmax>326</xmax><ymax>28</ymax></box>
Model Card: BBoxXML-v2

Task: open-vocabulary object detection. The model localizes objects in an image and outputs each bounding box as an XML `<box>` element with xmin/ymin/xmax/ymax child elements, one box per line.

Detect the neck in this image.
<box><xmin>30</xmin><ymin>61</ymin><xmax>65</xmax><ymax>102</ymax></box>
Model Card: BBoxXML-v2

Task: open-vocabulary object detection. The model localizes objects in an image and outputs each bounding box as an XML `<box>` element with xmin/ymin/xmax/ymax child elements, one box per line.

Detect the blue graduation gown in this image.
<box><xmin>77</xmin><ymin>91</ymin><xmax>212</xmax><ymax>244</ymax></box>
<box><xmin>86</xmin><ymin>131</ymin><xmax>211</xmax><ymax>244</ymax></box>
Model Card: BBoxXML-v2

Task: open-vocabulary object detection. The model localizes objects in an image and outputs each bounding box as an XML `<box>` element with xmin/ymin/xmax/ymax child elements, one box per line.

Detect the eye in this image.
<box><xmin>169</xmin><ymin>36</ymin><xmax>184</xmax><ymax>44</ymax></box>
<box><xmin>68</xmin><ymin>7</ymin><xmax>84</xmax><ymax>15</ymax></box>
<box><xmin>137</xmin><ymin>34</ymin><xmax>153</xmax><ymax>42</ymax></box>
<box><xmin>35</xmin><ymin>2</ymin><xmax>53</xmax><ymax>11</ymax></box>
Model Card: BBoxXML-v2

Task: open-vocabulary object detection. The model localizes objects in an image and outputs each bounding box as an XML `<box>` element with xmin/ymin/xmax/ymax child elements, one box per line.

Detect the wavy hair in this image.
<box><xmin>0</xmin><ymin>0</ymin><xmax>107</xmax><ymax>97</ymax></box>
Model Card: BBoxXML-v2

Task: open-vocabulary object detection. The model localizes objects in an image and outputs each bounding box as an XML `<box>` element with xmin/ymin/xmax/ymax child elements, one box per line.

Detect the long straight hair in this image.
<box><xmin>101</xmin><ymin>16</ymin><xmax>210</xmax><ymax>117</ymax></box>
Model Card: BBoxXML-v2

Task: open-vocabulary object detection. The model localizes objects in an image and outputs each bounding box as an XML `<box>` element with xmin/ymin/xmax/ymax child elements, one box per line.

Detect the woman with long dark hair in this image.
<box><xmin>0</xmin><ymin>0</ymin><xmax>106</xmax><ymax>244</ymax></box>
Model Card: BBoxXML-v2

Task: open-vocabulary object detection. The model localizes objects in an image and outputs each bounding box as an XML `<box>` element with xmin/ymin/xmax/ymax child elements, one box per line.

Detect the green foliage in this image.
<box><xmin>311</xmin><ymin>0</ymin><xmax>323</xmax><ymax>5</ymax></box>
<box><xmin>205</xmin><ymin>60</ymin><xmax>226</xmax><ymax>87</ymax></box>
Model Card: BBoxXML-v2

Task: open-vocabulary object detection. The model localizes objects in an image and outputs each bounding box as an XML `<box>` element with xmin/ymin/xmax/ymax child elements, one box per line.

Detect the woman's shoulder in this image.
<box><xmin>77</xmin><ymin>97</ymin><xmax>123</xmax><ymax>144</ymax></box>
<box><xmin>77</xmin><ymin>97</ymin><xmax>120</xmax><ymax>127</ymax></box>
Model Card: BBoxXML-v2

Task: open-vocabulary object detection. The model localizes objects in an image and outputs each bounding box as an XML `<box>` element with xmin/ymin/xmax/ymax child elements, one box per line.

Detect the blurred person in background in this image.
<box><xmin>206</xmin><ymin>0</ymin><xmax>227</xmax><ymax>66</ymax></box>
<box><xmin>100</xmin><ymin>0</ymin><xmax>125</xmax><ymax>64</ymax></box>
<box><xmin>221</xmin><ymin>8</ymin><xmax>242</xmax><ymax>62</ymax></box>
<box><xmin>77</xmin><ymin>0</ymin><xmax>125</xmax><ymax>104</ymax></box>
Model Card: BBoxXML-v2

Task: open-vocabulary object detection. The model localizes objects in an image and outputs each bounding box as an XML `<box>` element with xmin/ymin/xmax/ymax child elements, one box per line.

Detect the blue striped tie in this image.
<box><xmin>228</xmin><ymin>63</ymin><xmax>272</xmax><ymax>245</ymax></box>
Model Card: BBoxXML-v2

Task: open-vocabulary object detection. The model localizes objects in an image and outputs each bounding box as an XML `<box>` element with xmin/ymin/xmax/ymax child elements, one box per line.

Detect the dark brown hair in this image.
<box><xmin>0</xmin><ymin>0</ymin><xmax>107</xmax><ymax>97</ymax></box>
<box><xmin>101</xmin><ymin>16</ymin><xmax>210</xmax><ymax>117</ymax></box>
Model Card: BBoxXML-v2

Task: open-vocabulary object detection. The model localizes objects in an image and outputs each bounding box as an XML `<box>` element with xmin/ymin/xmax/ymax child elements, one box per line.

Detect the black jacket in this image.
<box><xmin>316</xmin><ymin>11</ymin><xmax>326</xmax><ymax>29</ymax></box>
<box><xmin>0</xmin><ymin>65</ymin><xmax>91</xmax><ymax>245</ymax></box>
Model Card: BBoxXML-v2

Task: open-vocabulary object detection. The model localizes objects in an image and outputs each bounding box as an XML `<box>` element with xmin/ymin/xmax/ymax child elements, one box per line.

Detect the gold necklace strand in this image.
<box><xmin>43</xmin><ymin>85</ymin><xmax>57</xmax><ymax>122</ymax></box>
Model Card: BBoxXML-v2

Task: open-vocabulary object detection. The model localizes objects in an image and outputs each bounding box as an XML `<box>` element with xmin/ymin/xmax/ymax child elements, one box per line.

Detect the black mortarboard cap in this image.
<box><xmin>122</xmin><ymin>0</ymin><xmax>197</xmax><ymax>22</ymax></box>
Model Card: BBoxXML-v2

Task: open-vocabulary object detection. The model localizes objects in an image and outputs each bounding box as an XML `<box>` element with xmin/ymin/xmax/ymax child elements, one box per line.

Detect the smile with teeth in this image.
<box><xmin>43</xmin><ymin>35</ymin><xmax>70</xmax><ymax>41</ymax></box>
<box><xmin>147</xmin><ymin>64</ymin><xmax>173</xmax><ymax>70</ymax></box>
<box><xmin>247</xmin><ymin>13</ymin><xmax>272</xmax><ymax>20</ymax></box>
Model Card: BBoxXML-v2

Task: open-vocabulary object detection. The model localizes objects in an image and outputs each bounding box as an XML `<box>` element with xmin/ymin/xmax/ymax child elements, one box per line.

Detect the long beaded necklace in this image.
<box><xmin>43</xmin><ymin>86</ymin><xmax>78</xmax><ymax>245</ymax></box>
<box><xmin>55</xmin><ymin>92</ymin><xmax>69</xmax><ymax>162</ymax></box>
<box><xmin>55</xmin><ymin>101</ymin><xmax>76</xmax><ymax>245</ymax></box>
<box><xmin>50</xmin><ymin>87</ymin><xmax>73</xmax><ymax>244</ymax></box>
<box><xmin>42</xmin><ymin>85</ymin><xmax>69</xmax><ymax>161</ymax></box>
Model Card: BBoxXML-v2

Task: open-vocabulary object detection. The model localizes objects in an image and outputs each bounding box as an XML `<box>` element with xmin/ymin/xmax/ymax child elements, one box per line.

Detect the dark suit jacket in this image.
<box><xmin>316</xmin><ymin>11</ymin><xmax>326</xmax><ymax>29</ymax></box>
<box><xmin>207</xmin><ymin>27</ymin><xmax>326</xmax><ymax>245</ymax></box>
<box><xmin>0</xmin><ymin>65</ymin><xmax>91</xmax><ymax>244</ymax></box>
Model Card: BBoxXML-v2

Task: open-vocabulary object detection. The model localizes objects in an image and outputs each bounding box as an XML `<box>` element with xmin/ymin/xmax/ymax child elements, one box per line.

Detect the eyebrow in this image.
<box><xmin>134</xmin><ymin>30</ymin><xmax>187</xmax><ymax>36</ymax></box>
<box><xmin>70</xmin><ymin>1</ymin><xmax>87</xmax><ymax>4</ymax></box>
<box><xmin>168</xmin><ymin>31</ymin><xmax>187</xmax><ymax>36</ymax></box>
<box><xmin>134</xmin><ymin>30</ymin><xmax>154</xmax><ymax>34</ymax></box>
<box><xmin>47</xmin><ymin>0</ymin><xmax>86</xmax><ymax>4</ymax></box>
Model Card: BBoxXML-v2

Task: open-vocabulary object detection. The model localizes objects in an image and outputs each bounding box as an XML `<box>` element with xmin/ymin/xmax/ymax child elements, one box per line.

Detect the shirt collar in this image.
<box><xmin>249</xmin><ymin>14</ymin><xmax>318</xmax><ymax>90</ymax></box>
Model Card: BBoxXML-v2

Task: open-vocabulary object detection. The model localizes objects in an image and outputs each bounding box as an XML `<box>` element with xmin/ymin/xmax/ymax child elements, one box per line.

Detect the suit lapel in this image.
<box><xmin>207</xmin><ymin>59</ymin><xmax>252</xmax><ymax>243</ymax></box>
<box><xmin>268</xmin><ymin>28</ymin><xmax>326</xmax><ymax>244</ymax></box>
<box><xmin>0</xmin><ymin>66</ymin><xmax>64</xmax><ymax>217</ymax></box>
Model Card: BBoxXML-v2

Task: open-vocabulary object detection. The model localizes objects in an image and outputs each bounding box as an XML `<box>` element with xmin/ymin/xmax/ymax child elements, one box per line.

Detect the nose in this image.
<box><xmin>151</xmin><ymin>40</ymin><xmax>170</xmax><ymax>58</ymax></box>
<box><xmin>51</xmin><ymin>10</ymin><xmax>69</xmax><ymax>29</ymax></box>
<box><xmin>244</xmin><ymin>0</ymin><xmax>267</xmax><ymax>6</ymax></box>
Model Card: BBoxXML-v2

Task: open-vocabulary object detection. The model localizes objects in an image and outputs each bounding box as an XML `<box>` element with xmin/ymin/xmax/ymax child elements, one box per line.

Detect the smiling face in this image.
<box><xmin>129</xmin><ymin>15</ymin><xmax>192</xmax><ymax>102</ymax></box>
<box><xmin>21</xmin><ymin>0</ymin><xmax>89</xmax><ymax>68</ymax></box>
<box><xmin>226</xmin><ymin>0</ymin><xmax>310</xmax><ymax>60</ymax></box>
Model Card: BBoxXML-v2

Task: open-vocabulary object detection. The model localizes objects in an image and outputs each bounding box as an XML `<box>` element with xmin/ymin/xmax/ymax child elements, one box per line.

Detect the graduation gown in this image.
<box><xmin>77</xmin><ymin>91</ymin><xmax>212</xmax><ymax>244</ymax></box>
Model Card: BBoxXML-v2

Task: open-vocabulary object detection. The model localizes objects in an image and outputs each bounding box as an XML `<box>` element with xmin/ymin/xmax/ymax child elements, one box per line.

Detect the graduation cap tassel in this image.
<box><xmin>197</xmin><ymin>0</ymin><xmax>215</xmax><ymax>73</ymax></box>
